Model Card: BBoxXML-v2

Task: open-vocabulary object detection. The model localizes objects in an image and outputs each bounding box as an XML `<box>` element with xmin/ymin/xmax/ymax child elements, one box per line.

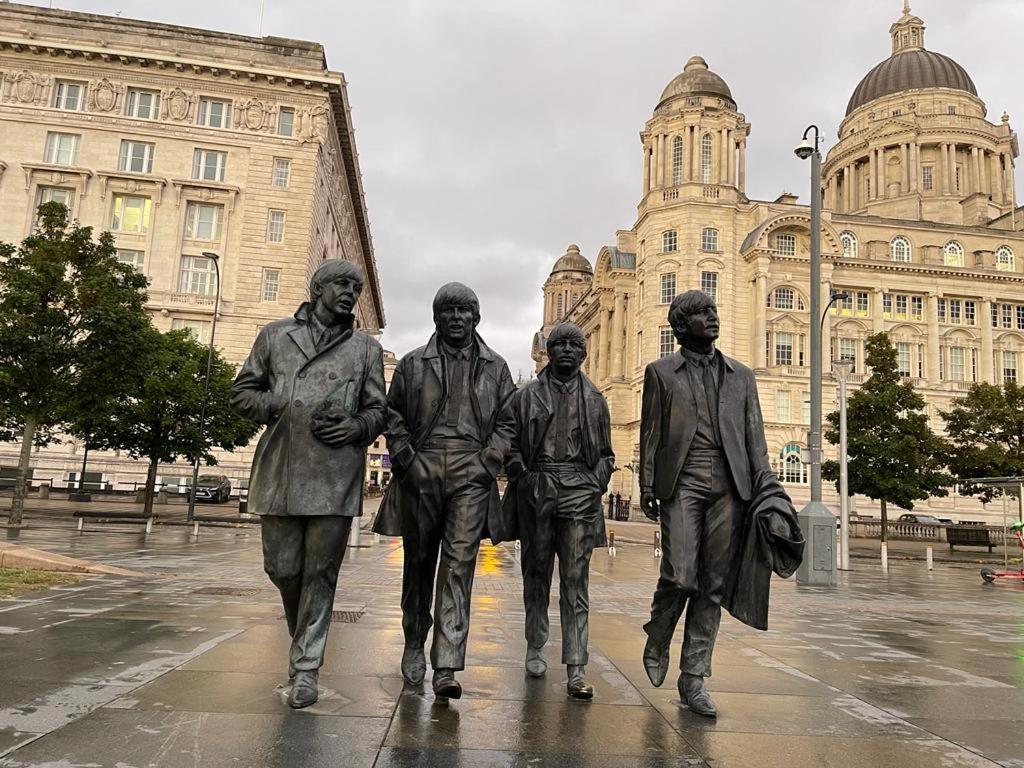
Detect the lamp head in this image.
<box><xmin>201</xmin><ymin>251</ymin><xmax>219</xmax><ymax>260</ymax></box>
<box><xmin>794</xmin><ymin>138</ymin><xmax>814</xmax><ymax>160</ymax></box>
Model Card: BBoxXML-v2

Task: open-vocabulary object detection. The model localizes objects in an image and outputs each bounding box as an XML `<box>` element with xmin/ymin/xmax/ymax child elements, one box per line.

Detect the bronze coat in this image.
<box><xmin>500</xmin><ymin>369</ymin><xmax>615</xmax><ymax>546</ymax></box>
<box><xmin>230</xmin><ymin>303</ymin><xmax>387</xmax><ymax>517</ymax></box>
<box><xmin>372</xmin><ymin>333</ymin><xmax>516</xmax><ymax>540</ymax></box>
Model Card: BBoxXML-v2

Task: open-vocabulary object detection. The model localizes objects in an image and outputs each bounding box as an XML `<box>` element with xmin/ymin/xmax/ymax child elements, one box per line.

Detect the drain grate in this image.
<box><xmin>192</xmin><ymin>587</ymin><xmax>261</xmax><ymax>597</ymax></box>
<box><xmin>332</xmin><ymin>610</ymin><xmax>364</xmax><ymax>623</ymax></box>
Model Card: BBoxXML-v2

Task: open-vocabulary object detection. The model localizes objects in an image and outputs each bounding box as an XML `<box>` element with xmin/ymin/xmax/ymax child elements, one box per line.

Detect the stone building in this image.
<box><xmin>534</xmin><ymin>4</ymin><xmax>1023</xmax><ymax>521</ymax></box>
<box><xmin>0</xmin><ymin>3</ymin><xmax>383</xmax><ymax>492</ymax></box>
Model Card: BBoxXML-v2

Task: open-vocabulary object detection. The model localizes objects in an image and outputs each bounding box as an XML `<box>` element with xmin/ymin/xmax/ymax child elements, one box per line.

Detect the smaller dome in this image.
<box><xmin>551</xmin><ymin>244</ymin><xmax>592</xmax><ymax>275</ymax></box>
<box><xmin>658</xmin><ymin>56</ymin><xmax>735</xmax><ymax>109</ymax></box>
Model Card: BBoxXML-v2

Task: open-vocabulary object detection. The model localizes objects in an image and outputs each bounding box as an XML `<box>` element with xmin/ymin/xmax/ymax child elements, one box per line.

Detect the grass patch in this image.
<box><xmin>0</xmin><ymin>568</ymin><xmax>80</xmax><ymax>599</ymax></box>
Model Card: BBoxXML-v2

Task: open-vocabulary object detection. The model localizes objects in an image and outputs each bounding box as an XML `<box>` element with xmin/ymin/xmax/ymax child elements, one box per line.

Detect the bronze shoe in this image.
<box><xmin>679</xmin><ymin>673</ymin><xmax>717</xmax><ymax>717</ymax></box>
<box><xmin>642</xmin><ymin>634</ymin><xmax>670</xmax><ymax>687</ymax></box>
<box><xmin>566</xmin><ymin>665</ymin><xmax>594</xmax><ymax>700</ymax></box>
<box><xmin>287</xmin><ymin>670</ymin><xmax>319</xmax><ymax>709</ymax></box>
<box><xmin>401</xmin><ymin>646</ymin><xmax>426</xmax><ymax>686</ymax></box>
<box><xmin>525</xmin><ymin>646</ymin><xmax>547</xmax><ymax>678</ymax></box>
<box><xmin>432</xmin><ymin>668</ymin><xmax>462</xmax><ymax>700</ymax></box>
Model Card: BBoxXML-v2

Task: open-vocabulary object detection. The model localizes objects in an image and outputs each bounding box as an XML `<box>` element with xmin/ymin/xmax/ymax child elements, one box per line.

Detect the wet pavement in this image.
<box><xmin>0</xmin><ymin>515</ymin><xmax>1022</xmax><ymax>767</ymax></box>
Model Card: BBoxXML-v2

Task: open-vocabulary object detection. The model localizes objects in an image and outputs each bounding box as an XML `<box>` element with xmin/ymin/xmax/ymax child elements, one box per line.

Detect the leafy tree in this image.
<box><xmin>941</xmin><ymin>383</ymin><xmax>1024</xmax><ymax>503</ymax></box>
<box><xmin>89</xmin><ymin>328</ymin><xmax>259</xmax><ymax>516</ymax></box>
<box><xmin>0</xmin><ymin>203</ymin><xmax>151</xmax><ymax>525</ymax></box>
<box><xmin>823</xmin><ymin>332</ymin><xmax>952</xmax><ymax>541</ymax></box>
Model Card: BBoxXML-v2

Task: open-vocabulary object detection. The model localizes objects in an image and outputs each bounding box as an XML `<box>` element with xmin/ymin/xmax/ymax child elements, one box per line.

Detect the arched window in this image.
<box><xmin>555</xmin><ymin>293</ymin><xmax>564</xmax><ymax>318</ymax></box>
<box><xmin>772</xmin><ymin>287</ymin><xmax>795</xmax><ymax>310</ymax></box>
<box><xmin>661</xmin><ymin>230</ymin><xmax>678</xmax><ymax>253</ymax></box>
<box><xmin>943</xmin><ymin>241</ymin><xmax>964</xmax><ymax>267</ymax></box>
<box><xmin>700</xmin><ymin>227</ymin><xmax>718</xmax><ymax>252</ymax></box>
<box><xmin>778</xmin><ymin>445</ymin><xmax>808</xmax><ymax>485</ymax></box>
<box><xmin>700</xmin><ymin>133</ymin><xmax>713</xmax><ymax>183</ymax></box>
<box><xmin>996</xmin><ymin>245</ymin><xmax>1015</xmax><ymax>272</ymax></box>
<box><xmin>671</xmin><ymin>135</ymin><xmax>683</xmax><ymax>186</ymax></box>
<box><xmin>840</xmin><ymin>231</ymin><xmax>858</xmax><ymax>258</ymax></box>
<box><xmin>890</xmin><ymin>236</ymin><xmax>912</xmax><ymax>262</ymax></box>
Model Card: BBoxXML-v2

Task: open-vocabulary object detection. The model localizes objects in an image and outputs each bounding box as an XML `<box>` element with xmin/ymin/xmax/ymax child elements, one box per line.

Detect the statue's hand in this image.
<box><xmin>312</xmin><ymin>414</ymin><xmax>362</xmax><ymax>447</ymax></box>
<box><xmin>640</xmin><ymin>491</ymin><xmax>660</xmax><ymax>522</ymax></box>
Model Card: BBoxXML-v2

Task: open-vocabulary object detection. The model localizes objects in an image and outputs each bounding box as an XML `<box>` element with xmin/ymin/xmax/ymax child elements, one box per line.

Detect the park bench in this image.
<box><xmin>189</xmin><ymin>510</ymin><xmax>259</xmax><ymax>537</ymax></box>
<box><xmin>73</xmin><ymin>509</ymin><xmax>154</xmax><ymax>534</ymax></box>
<box><xmin>946</xmin><ymin>524</ymin><xmax>993</xmax><ymax>552</ymax></box>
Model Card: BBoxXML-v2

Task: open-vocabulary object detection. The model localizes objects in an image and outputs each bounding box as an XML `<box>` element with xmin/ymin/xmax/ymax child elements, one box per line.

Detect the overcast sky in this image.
<box><xmin>23</xmin><ymin>0</ymin><xmax>1024</xmax><ymax>376</ymax></box>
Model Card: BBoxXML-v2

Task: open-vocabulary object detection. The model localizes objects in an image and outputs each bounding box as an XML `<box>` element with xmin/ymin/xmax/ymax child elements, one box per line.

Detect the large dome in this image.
<box><xmin>658</xmin><ymin>56</ymin><xmax>734</xmax><ymax>110</ymax></box>
<box><xmin>550</xmin><ymin>244</ymin><xmax>592</xmax><ymax>275</ymax></box>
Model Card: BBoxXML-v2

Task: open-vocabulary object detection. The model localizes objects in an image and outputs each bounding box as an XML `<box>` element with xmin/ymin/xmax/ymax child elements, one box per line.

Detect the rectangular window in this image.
<box><xmin>938</xmin><ymin>298</ymin><xmax>946</xmax><ymax>322</ymax></box>
<box><xmin>798</xmin><ymin>334</ymin><xmax>806</xmax><ymax>367</ymax></box>
<box><xmin>839</xmin><ymin>338</ymin><xmax>857</xmax><ymax>372</ymax></box>
<box><xmin>115</xmin><ymin>249</ymin><xmax>145</xmax><ymax>269</ymax></box>
<box><xmin>992</xmin><ymin>303</ymin><xmax>999</xmax><ymax>328</ymax></box>
<box><xmin>192</xmin><ymin>148</ymin><xmax>227</xmax><ymax>181</ymax></box>
<box><xmin>110</xmin><ymin>194</ymin><xmax>152</xmax><ymax>233</ymax></box>
<box><xmin>53</xmin><ymin>80</ymin><xmax>86</xmax><ymax>111</ymax></box>
<box><xmin>700</xmin><ymin>271</ymin><xmax>718</xmax><ymax>302</ymax></box>
<box><xmin>197</xmin><ymin>97</ymin><xmax>233</xmax><ymax>128</ymax></box>
<box><xmin>184</xmin><ymin>202</ymin><xmax>224</xmax><ymax>241</ymax></box>
<box><xmin>1003</xmin><ymin>304</ymin><xmax>1013</xmax><ymax>328</ymax></box>
<box><xmin>776</xmin><ymin>391</ymin><xmax>791</xmax><ymax>422</ymax></box>
<box><xmin>272</xmin><ymin>157</ymin><xmax>290</xmax><ymax>188</ymax></box>
<box><xmin>917</xmin><ymin>344</ymin><xmax>925</xmax><ymax>379</ymax></box>
<box><xmin>36</xmin><ymin>186</ymin><xmax>75</xmax><ymax>210</ymax></box>
<box><xmin>950</xmin><ymin>299</ymin><xmax>962</xmax><ymax>325</ymax></box>
<box><xmin>922</xmin><ymin>165</ymin><xmax>933</xmax><ymax>191</ymax></box>
<box><xmin>833</xmin><ymin>292</ymin><xmax>853</xmax><ymax>315</ymax></box>
<box><xmin>267</xmin><ymin>210</ymin><xmax>286</xmax><ymax>243</ymax></box>
<box><xmin>1004</xmin><ymin>351</ymin><xmax>1018</xmax><ymax>384</ymax></box>
<box><xmin>701</xmin><ymin>228</ymin><xmax>718</xmax><ymax>252</ymax></box>
<box><xmin>171</xmin><ymin>318</ymin><xmax>212</xmax><ymax>344</ymax></box>
<box><xmin>125</xmin><ymin>88</ymin><xmax>160</xmax><ymax>119</ymax></box>
<box><xmin>857</xmin><ymin>291</ymin><xmax>869</xmax><ymax>316</ymax></box>
<box><xmin>775</xmin><ymin>332</ymin><xmax>794</xmax><ymax>367</ymax></box>
<box><xmin>662</xmin><ymin>230</ymin><xmax>678</xmax><ymax>253</ymax></box>
<box><xmin>178</xmin><ymin>255</ymin><xmax>218</xmax><ymax>296</ymax></box>
<box><xmin>44</xmin><ymin>132</ymin><xmax>80</xmax><ymax>165</ymax></box>
<box><xmin>883</xmin><ymin>293</ymin><xmax>893</xmax><ymax>318</ymax></box>
<box><xmin>949</xmin><ymin>346</ymin><xmax>966</xmax><ymax>382</ymax></box>
<box><xmin>261</xmin><ymin>269</ymin><xmax>281</xmax><ymax>302</ymax></box>
<box><xmin>1017</xmin><ymin>306</ymin><xmax>1024</xmax><ymax>331</ymax></box>
<box><xmin>911</xmin><ymin>296</ymin><xmax>923</xmax><ymax>320</ymax></box>
<box><xmin>896</xmin><ymin>342</ymin><xmax>912</xmax><ymax>377</ymax></box>
<box><xmin>659</xmin><ymin>273</ymin><xmax>676</xmax><ymax>304</ymax></box>
<box><xmin>118</xmin><ymin>140</ymin><xmax>155</xmax><ymax>174</ymax></box>
<box><xmin>964</xmin><ymin>301</ymin><xmax>976</xmax><ymax>326</ymax></box>
<box><xmin>659</xmin><ymin>326</ymin><xmax>675</xmax><ymax>358</ymax></box>
<box><xmin>896</xmin><ymin>294</ymin><xmax>908</xmax><ymax>318</ymax></box>
<box><xmin>776</xmin><ymin>233</ymin><xmax>796</xmax><ymax>256</ymax></box>
<box><xmin>278</xmin><ymin>107</ymin><xmax>295</xmax><ymax>137</ymax></box>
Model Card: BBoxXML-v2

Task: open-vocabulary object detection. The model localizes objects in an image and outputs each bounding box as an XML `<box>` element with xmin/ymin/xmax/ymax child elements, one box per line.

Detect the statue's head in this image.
<box><xmin>309</xmin><ymin>260</ymin><xmax>364</xmax><ymax>320</ymax></box>
<box><xmin>432</xmin><ymin>282</ymin><xmax>480</xmax><ymax>348</ymax></box>
<box><xmin>546</xmin><ymin>322</ymin><xmax>587</xmax><ymax>378</ymax></box>
<box><xmin>668</xmin><ymin>289</ymin><xmax>719</xmax><ymax>346</ymax></box>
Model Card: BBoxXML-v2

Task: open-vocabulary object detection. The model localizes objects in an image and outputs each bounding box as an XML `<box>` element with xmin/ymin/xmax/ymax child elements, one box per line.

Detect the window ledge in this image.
<box><xmin>170</xmin><ymin>178</ymin><xmax>240</xmax><ymax>209</ymax></box>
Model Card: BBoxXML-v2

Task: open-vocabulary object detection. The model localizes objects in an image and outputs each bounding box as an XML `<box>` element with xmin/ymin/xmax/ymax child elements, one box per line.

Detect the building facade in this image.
<box><xmin>0</xmin><ymin>3</ymin><xmax>384</xmax><ymax>492</ymax></box>
<box><xmin>534</xmin><ymin>5</ymin><xmax>1024</xmax><ymax>521</ymax></box>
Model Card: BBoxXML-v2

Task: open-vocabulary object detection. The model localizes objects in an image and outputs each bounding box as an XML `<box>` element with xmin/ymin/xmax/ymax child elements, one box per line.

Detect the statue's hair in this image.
<box><xmin>432</xmin><ymin>282</ymin><xmax>480</xmax><ymax>319</ymax></box>
<box><xmin>668</xmin><ymin>289</ymin><xmax>715</xmax><ymax>329</ymax></box>
<box><xmin>546</xmin><ymin>322</ymin><xmax>587</xmax><ymax>355</ymax></box>
<box><xmin>309</xmin><ymin>259</ymin><xmax>364</xmax><ymax>301</ymax></box>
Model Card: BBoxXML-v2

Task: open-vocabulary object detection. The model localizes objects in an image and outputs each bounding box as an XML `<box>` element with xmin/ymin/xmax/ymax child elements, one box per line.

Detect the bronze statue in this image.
<box><xmin>503</xmin><ymin>323</ymin><xmax>614</xmax><ymax>699</ymax></box>
<box><xmin>231</xmin><ymin>259</ymin><xmax>387</xmax><ymax>709</ymax></box>
<box><xmin>639</xmin><ymin>290</ymin><xmax>803</xmax><ymax>717</ymax></box>
<box><xmin>373</xmin><ymin>283</ymin><xmax>516</xmax><ymax>700</ymax></box>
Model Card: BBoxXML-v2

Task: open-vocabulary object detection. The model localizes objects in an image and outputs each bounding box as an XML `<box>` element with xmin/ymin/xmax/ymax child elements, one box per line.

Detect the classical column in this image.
<box><xmin>611</xmin><ymin>291</ymin><xmax>625</xmax><ymax>378</ymax></box>
<box><xmin>727</xmin><ymin>132</ymin><xmax>736</xmax><ymax>187</ymax></box>
<box><xmin>654</xmin><ymin>134</ymin><xmax>663</xmax><ymax>188</ymax></box>
<box><xmin>738</xmin><ymin>139</ymin><xmax>746</xmax><ymax>192</ymax></box>
<box><xmin>1006</xmin><ymin>153</ymin><xmax>1017</xmax><ymax>204</ymax></box>
<box><xmin>949</xmin><ymin>143</ymin><xmax>958</xmax><ymax>193</ymax></box>
<box><xmin>910</xmin><ymin>142</ymin><xmax>919</xmax><ymax>192</ymax></box>
<box><xmin>680</xmin><ymin>129</ymin><xmax>689</xmax><ymax>183</ymax></box>
<box><xmin>691</xmin><ymin>125</ymin><xmax>700</xmax><ymax>181</ymax></box>
<box><xmin>642</xmin><ymin>143</ymin><xmax>651</xmax><ymax>195</ymax></box>
<box><xmin>926</xmin><ymin>293</ymin><xmax>940</xmax><ymax>381</ymax></box>
<box><xmin>844</xmin><ymin>165</ymin><xmax>852</xmax><ymax>211</ymax></box>
<box><xmin>720</xmin><ymin>127</ymin><xmax>729</xmax><ymax>185</ymax></box>
<box><xmin>972</xmin><ymin>147</ymin><xmax>982</xmax><ymax>194</ymax></box>
<box><xmin>901</xmin><ymin>143</ymin><xmax>909</xmax><ymax>193</ymax></box>
<box><xmin>940</xmin><ymin>144</ymin><xmax>950</xmax><ymax>194</ymax></box>
<box><xmin>980</xmin><ymin>299</ymin><xmax>994</xmax><ymax>383</ymax></box>
<box><xmin>877</xmin><ymin>147</ymin><xmax>885</xmax><ymax>198</ymax></box>
<box><xmin>868</xmin><ymin>150</ymin><xmax>877</xmax><ymax>200</ymax></box>
<box><xmin>990</xmin><ymin>151</ymin><xmax>1002</xmax><ymax>203</ymax></box>
<box><xmin>596</xmin><ymin>304</ymin><xmax>610</xmax><ymax>381</ymax></box>
<box><xmin>754</xmin><ymin>271</ymin><xmax>768</xmax><ymax>368</ymax></box>
<box><xmin>872</xmin><ymin>287</ymin><xmax>885</xmax><ymax>333</ymax></box>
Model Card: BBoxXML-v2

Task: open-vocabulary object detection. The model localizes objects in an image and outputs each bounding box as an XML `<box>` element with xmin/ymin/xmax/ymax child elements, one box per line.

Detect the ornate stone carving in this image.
<box><xmin>302</xmin><ymin>104</ymin><xmax>330</xmax><ymax>143</ymax></box>
<box><xmin>163</xmin><ymin>87</ymin><xmax>193</xmax><ymax>121</ymax></box>
<box><xmin>237</xmin><ymin>98</ymin><xmax>271</xmax><ymax>131</ymax></box>
<box><xmin>90</xmin><ymin>78</ymin><xmax>120</xmax><ymax>112</ymax></box>
<box><xmin>3</xmin><ymin>70</ymin><xmax>49</xmax><ymax>104</ymax></box>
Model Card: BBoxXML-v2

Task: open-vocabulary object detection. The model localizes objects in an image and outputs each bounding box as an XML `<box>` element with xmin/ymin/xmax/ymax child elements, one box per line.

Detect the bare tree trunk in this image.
<box><xmin>879</xmin><ymin>498</ymin><xmax>888</xmax><ymax>544</ymax></box>
<box><xmin>142</xmin><ymin>457</ymin><xmax>159</xmax><ymax>518</ymax></box>
<box><xmin>8</xmin><ymin>415</ymin><xmax>39</xmax><ymax>527</ymax></box>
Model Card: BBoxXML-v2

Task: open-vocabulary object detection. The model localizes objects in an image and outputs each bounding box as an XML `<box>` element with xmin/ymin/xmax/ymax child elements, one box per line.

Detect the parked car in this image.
<box><xmin>194</xmin><ymin>474</ymin><xmax>231</xmax><ymax>503</ymax></box>
<box><xmin>897</xmin><ymin>513</ymin><xmax>942</xmax><ymax>525</ymax></box>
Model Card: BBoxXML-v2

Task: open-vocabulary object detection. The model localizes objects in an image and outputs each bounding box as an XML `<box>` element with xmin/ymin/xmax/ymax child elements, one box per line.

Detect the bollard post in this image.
<box><xmin>348</xmin><ymin>520</ymin><xmax>361</xmax><ymax>548</ymax></box>
<box><xmin>926</xmin><ymin>545</ymin><xmax>933</xmax><ymax>571</ymax></box>
<box><xmin>373</xmin><ymin>532</ymin><xmax>380</xmax><ymax>544</ymax></box>
<box><xmin>881</xmin><ymin>542</ymin><xmax>889</xmax><ymax>573</ymax></box>
<box><xmin>38</xmin><ymin>483</ymin><xmax>50</xmax><ymax>500</ymax></box>
<box><xmin>608</xmin><ymin>530</ymin><xmax>616</xmax><ymax>557</ymax></box>
<box><xmin>654</xmin><ymin>530</ymin><xmax>662</xmax><ymax>558</ymax></box>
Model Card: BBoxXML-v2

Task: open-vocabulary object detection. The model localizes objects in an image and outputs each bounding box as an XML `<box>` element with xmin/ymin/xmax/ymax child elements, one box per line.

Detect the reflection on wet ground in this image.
<box><xmin>0</xmin><ymin>519</ymin><xmax>1022</xmax><ymax>767</ymax></box>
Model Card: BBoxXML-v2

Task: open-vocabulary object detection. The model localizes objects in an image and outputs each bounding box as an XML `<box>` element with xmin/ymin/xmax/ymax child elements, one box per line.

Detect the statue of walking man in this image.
<box><xmin>231</xmin><ymin>260</ymin><xmax>386</xmax><ymax>709</ymax></box>
<box><xmin>503</xmin><ymin>322</ymin><xmax>614</xmax><ymax>699</ymax></box>
<box><xmin>639</xmin><ymin>290</ymin><xmax>803</xmax><ymax>717</ymax></box>
<box><xmin>373</xmin><ymin>283</ymin><xmax>516</xmax><ymax>700</ymax></box>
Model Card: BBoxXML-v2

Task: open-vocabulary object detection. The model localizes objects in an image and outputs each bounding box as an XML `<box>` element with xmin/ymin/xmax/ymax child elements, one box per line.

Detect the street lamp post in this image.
<box><xmin>832</xmin><ymin>358</ymin><xmax>854</xmax><ymax>570</ymax></box>
<box><xmin>186</xmin><ymin>251</ymin><xmax>221</xmax><ymax>524</ymax></box>
<box><xmin>794</xmin><ymin>125</ymin><xmax>836</xmax><ymax>586</ymax></box>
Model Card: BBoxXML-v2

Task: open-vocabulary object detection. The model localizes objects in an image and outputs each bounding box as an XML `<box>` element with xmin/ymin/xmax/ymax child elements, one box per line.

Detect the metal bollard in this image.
<box><xmin>926</xmin><ymin>545</ymin><xmax>933</xmax><ymax>571</ymax></box>
<box><xmin>38</xmin><ymin>484</ymin><xmax>50</xmax><ymax>500</ymax></box>
<box><xmin>348</xmin><ymin>520</ymin><xmax>361</xmax><ymax>547</ymax></box>
<box><xmin>654</xmin><ymin>530</ymin><xmax>662</xmax><ymax>558</ymax></box>
<box><xmin>373</xmin><ymin>532</ymin><xmax>380</xmax><ymax>544</ymax></box>
<box><xmin>607</xmin><ymin>530</ymin><xmax>616</xmax><ymax>557</ymax></box>
<box><xmin>881</xmin><ymin>542</ymin><xmax>889</xmax><ymax>573</ymax></box>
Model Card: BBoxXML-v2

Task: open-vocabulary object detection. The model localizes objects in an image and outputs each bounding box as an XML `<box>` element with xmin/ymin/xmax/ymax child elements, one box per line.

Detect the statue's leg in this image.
<box><xmin>521</xmin><ymin>474</ymin><xmax>556</xmax><ymax>654</ymax></box>
<box><xmin>680</xmin><ymin>456</ymin><xmax>740</xmax><ymax>679</ymax></box>
<box><xmin>261</xmin><ymin>515</ymin><xmax>305</xmax><ymax>638</ymax></box>
<box><xmin>289</xmin><ymin>516</ymin><xmax>353</xmax><ymax>674</ymax></box>
<box><xmin>401</xmin><ymin>449</ymin><xmax>445</xmax><ymax>651</ymax></box>
<box><xmin>553</xmin><ymin>486</ymin><xmax>597</xmax><ymax>667</ymax></box>
<box><xmin>430</xmin><ymin>447</ymin><xmax>489</xmax><ymax>672</ymax></box>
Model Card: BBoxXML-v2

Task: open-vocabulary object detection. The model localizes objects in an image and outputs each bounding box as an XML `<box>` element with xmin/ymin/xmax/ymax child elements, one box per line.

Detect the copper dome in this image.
<box><xmin>550</xmin><ymin>244</ymin><xmax>592</xmax><ymax>275</ymax></box>
<box><xmin>658</xmin><ymin>56</ymin><xmax>735</xmax><ymax>110</ymax></box>
<box><xmin>846</xmin><ymin>49</ymin><xmax>977</xmax><ymax>115</ymax></box>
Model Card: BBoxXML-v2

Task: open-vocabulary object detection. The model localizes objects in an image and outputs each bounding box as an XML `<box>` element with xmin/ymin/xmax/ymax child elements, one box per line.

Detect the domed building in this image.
<box><xmin>535</xmin><ymin>3</ymin><xmax>1024</xmax><ymax>523</ymax></box>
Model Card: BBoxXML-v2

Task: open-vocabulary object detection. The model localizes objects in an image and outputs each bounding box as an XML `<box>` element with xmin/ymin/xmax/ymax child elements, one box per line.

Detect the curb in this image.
<box><xmin>0</xmin><ymin>542</ymin><xmax>145</xmax><ymax>577</ymax></box>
